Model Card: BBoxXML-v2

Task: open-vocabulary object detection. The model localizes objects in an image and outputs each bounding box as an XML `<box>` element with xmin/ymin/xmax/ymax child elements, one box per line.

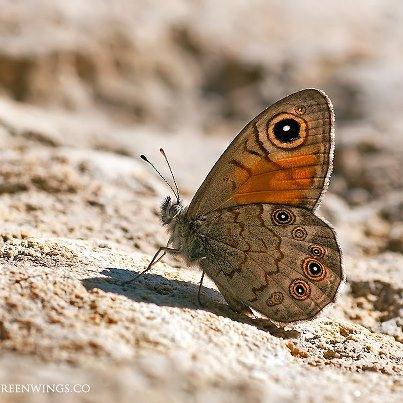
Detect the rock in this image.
<box><xmin>387</xmin><ymin>224</ymin><xmax>403</xmax><ymax>253</ymax></box>
<box><xmin>0</xmin><ymin>236</ymin><xmax>402</xmax><ymax>402</ymax></box>
<box><xmin>339</xmin><ymin>255</ymin><xmax>403</xmax><ymax>342</ymax></box>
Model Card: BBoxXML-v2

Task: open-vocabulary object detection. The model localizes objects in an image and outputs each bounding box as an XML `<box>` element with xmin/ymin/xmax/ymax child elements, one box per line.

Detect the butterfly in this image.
<box><xmin>130</xmin><ymin>89</ymin><xmax>344</xmax><ymax>325</ymax></box>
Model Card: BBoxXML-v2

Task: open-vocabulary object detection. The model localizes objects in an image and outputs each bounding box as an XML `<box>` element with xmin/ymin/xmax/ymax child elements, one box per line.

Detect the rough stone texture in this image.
<box><xmin>0</xmin><ymin>237</ymin><xmax>402</xmax><ymax>402</ymax></box>
<box><xmin>0</xmin><ymin>1</ymin><xmax>402</xmax><ymax>402</ymax></box>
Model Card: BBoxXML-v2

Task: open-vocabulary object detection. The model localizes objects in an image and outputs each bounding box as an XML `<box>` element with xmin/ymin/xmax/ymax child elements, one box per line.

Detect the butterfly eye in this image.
<box><xmin>272</xmin><ymin>208</ymin><xmax>295</xmax><ymax>225</ymax></box>
<box><xmin>303</xmin><ymin>258</ymin><xmax>326</xmax><ymax>281</ymax></box>
<box><xmin>273</xmin><ymin>118</ymin><xmax>300</xmax><ymax>143</ymax></box>
<box><xmin>289</xmin><ymin>279</ymin><xmax>311</xmax><ymax>300</ymax></box>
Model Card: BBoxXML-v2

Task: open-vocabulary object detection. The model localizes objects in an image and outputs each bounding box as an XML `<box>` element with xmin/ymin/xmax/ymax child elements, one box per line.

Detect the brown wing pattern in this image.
<box><xmin>187</xmin><ymin>89</ymin><xmax>334</xmax><ymax>218</ymax></box>
<box><xmin>198</xmin><ymin>204</ymin><xmax>343</xmax><ymax>324</ymax></box>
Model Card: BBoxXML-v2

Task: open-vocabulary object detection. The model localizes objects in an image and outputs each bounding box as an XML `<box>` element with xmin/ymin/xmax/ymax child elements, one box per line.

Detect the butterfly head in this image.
<box><xmin>160</xmin><ymin>196</ymin><xmax>184</xmax><ymax>225</ymax></box>
<box><xmin>140</xmin><ymin>149</ymin><xmax>183</xmax><ymax>225</ymax></box>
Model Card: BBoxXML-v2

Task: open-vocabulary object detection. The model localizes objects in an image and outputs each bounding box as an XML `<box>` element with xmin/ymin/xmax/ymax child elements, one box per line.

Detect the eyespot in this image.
<box><xmin>273</xmin><ymin>118</ymin><xmax>300</xmax><ymax>143</ymax></box>
<box><xmin>292</xmin><ymin>226</ymin><xmax>308</xmax><ymax>240</ymax></box>
<box><xmin>266</xmin><ymin>113</ymin><xmax>308</xmax><ymax>149</ymax></box>
<box><xmin>303</xmin><ymin>257</ymin><xmax>326</xmax><ymax>281</ymax></box>
<box><xmin>309</xmin><ymin>245</ymin><xmax>326</xmax><ymax>258</ymax></box>
<box><xmin>266</xmin><ymin>291</ymin><xmax>284</xmax><ymax>307</ymax></box>
<box><xmin>295</xmin><ymin>105</ymin><xmax>306</xmax><ymax>115</ymax></box>
<box><xmin>271</xmin><ymin>208</ymin><xmax>295</xmax><ymax>225</ymax></box>
<box><xmin>289</xmin><ymin>279</ymin><xmax>311</xmax><ymax>300</ymax></box>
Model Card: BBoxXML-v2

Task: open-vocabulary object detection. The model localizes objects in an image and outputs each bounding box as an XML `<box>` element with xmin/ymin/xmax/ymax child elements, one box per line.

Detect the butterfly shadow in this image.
<box><xmin>82</xmin><ymin>267</ymin><xmax>299</xmax><ymax>339</ymax></box>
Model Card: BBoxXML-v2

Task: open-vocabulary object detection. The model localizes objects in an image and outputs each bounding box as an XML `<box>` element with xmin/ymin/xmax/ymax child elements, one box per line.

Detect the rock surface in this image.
<box><xmin>0</xmin><ymin>235</ymin><xmax>402</xmax><ymax>402</ymax></box>
<box><xmin>0</xmin><ymin>1</ymin><xmax>402</xmax><ymax>402</ymax></box>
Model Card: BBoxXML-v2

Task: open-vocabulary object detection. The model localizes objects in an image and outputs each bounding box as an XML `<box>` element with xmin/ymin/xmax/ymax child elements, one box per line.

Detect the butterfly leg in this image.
<box><xmin>197</xmin><ymin>270</ymin><xmax>206</xmax><ymax>306</ymax></box>
<box><xmin>197</xmin><ymin>269</ymin><xmax>246</xmax><ymax>313</ymax></box>
<box><xmin>123</xmin><ymin>246</ymin><xmax>179</xmax><ymax>285</ymax></box>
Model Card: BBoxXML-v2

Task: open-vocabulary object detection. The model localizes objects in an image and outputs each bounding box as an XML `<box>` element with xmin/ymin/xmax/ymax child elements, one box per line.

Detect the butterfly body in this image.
<box><xmin>157</xmin><ymin>89</ymin><xmax>343</xmax><ymax>324</ymax></box>
<box><xmin>160</xmin><ymin>197</ymin><xmax>208</xmax><ymax>265</ymax></box>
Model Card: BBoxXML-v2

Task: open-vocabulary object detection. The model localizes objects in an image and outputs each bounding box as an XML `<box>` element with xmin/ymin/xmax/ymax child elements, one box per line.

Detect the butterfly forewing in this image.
<box><xmin>187</xmin><ymin>89</ymin><xmax>334</xmax><ymax>218</ymax></box>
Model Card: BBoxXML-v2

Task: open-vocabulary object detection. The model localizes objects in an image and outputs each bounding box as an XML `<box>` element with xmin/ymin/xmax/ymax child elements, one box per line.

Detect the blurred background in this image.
<box><xmin>1</xmin><ymin>1</ymin><xmax>402</xmax><ymax>197</ymax></box>
<box><xmin>0</xmin><ymin>0</ymin><xmax>402</xmax><ymax>329</ymax></box>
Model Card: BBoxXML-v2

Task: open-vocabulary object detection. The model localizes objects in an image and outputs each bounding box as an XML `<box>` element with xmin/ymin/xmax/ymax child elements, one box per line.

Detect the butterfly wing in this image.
<box><xmin>184</xmin><ymin>88</ymin><xmax>342</xmax><ymax>322</ymax></box>
<box><xmin>187</xmin><ymin>89</ymin><xmax>334</xmax><ymax>218</ymax></box>
<box><xmin>198</xmin><ymin>204</ymin><xmax>343</xmax><ymax>323</ymax></box>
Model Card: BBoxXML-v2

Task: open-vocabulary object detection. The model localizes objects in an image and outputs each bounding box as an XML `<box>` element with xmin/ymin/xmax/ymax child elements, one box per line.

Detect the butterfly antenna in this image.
<box><xmin>140</xmin><ymin>154</ymin><xmax>178</xmax><ymax>199</ymax></box>
<box><xmin>160</xmin><ymin>148</ymin><xmax>180</xmax><ymax>202</ymax></box>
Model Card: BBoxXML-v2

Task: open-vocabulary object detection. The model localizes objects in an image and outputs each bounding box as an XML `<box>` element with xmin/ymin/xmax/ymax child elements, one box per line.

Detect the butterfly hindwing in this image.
<box><xmin>198</xmin><ymin>204</ymin><xmax>343</xmax><ymax>324</ymax></box>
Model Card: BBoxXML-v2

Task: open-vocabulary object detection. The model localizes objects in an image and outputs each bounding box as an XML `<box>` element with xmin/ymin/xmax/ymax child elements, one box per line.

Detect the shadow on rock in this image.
<box><xmin>83</xmin><ymin>267</ymin><xmax>222</xmax><ymax>311</ymax></box>
<box><xmin>82</xmin><ymin>267</ymin><xmax>299</xmax><ymax>339</ymax></box>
